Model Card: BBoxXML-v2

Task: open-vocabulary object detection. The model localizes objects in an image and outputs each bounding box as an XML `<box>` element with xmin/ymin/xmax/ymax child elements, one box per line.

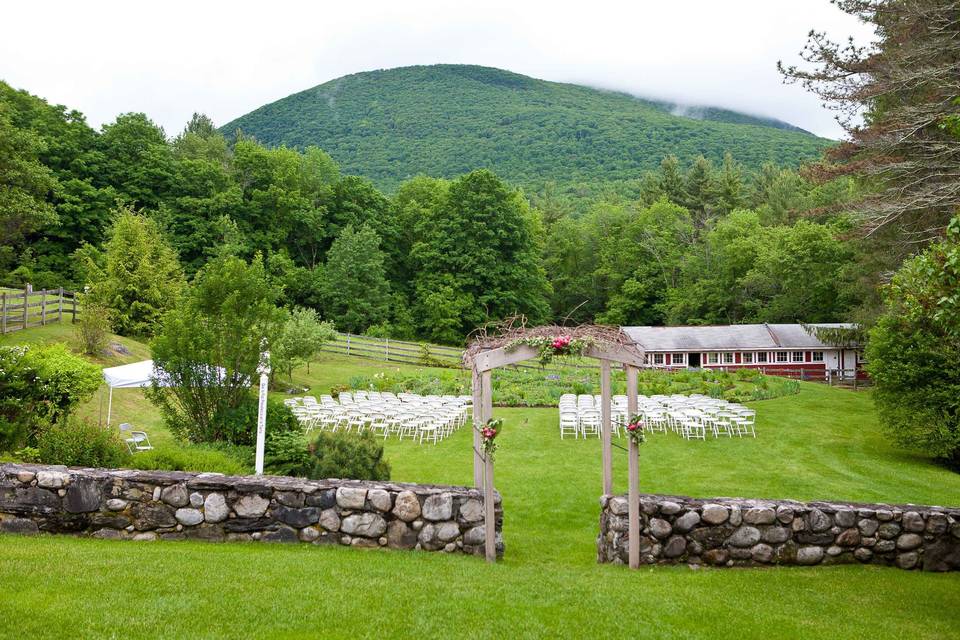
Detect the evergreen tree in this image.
<box><xmin>320</xmin><ymin>224</ymin><xmax>392</xmax><ymax>334</ymax></box>
<box><xmin>86</xmin><ymin>205</ymin><xmax>185</xmax><ymax>336</ymax></box>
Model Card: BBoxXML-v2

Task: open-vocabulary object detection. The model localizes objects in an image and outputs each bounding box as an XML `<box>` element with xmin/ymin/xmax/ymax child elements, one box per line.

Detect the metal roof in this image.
<box><xmin>621</xmin><ymin>323</ymin><xmax>857</xmax><ymax>352</ymax></box>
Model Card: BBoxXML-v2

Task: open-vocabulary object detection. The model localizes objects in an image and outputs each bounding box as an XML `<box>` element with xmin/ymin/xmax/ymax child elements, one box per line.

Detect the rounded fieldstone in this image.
<box><xmin>367</xmin><ymin>489</ymin><xmax>392</xmax><ymax>512</ymax></box>
<box><xmin>386</xmin><ymin>520</ymin><xmax>418</xmax><ymax>549</ymax></box>
<box><xmin>878</xmin><ymin>522</ymin><xmax>901</xmax><ymax>539</ymax></box>
<box><xmin>463</xmin><ymin>525</ymin><xmax>485</xmax><ymax>546</ymax></box>
<box><xmin>836</xmin><ymin>528</ymin><xmax>861</xmax><ymax>547</ymax></box>
<box><xmin>776</xmin><ymin>506</ymin><xmax>794</xmax><ymax>524</ymax></box>
<box><xmin>834</xmin><ymin>509</ymin><xmax>856</xmax><ymax>528</ymax></box>
<box><xmin>648</xmin><ymin>518</ymin><xmax>672</xmax><ymax>539</ymax></box>
<box><xmin>854</xmin><ymin>547</ymin><xmax>873</xmax><ymax>562</ymax></box>
<box><xmin>340</xmin><ymin>512</ymin><xmax>387</xmax><ymax>538</ymax></box>
<box><xmin>422</xmin><ymin>493</ymin><xmax>453</xmax><ymax>521</ymax></box>
<box><xmin>761</xmin><ymin>526</ymin><xmax>791</xmax><ymax>544</ymax></box>
<box><xmin>858</xmin><ymin>518</ymin><xmax>879</xmax><ymax>537</ymax></box>
<box><xmin>797</xmin><ymin>546</ymin><xmax>824</xmax><ymax>565</ymax></box>
<box><xmin>875</xmin><ymin>509</ymin><xmax>893</xmax><ymax>521</ymax></box>
<box><xmin>807</xmin><ymin>509</ymin><xmax>832</xmax><ymax>532</ymax></box>
<box><xmin>926</xmin><ymin>513</ymin><xmax>948</xmax><ymax>535</ymax></box>
<box><xmin>106</xmin><ymin>499</ymin><xmax>128</xmax><ymax>512</ymax></box>
<box><xmin>673</xmin><ymin>511</ymin><xmax>701</xmax><ymax>533</ymax></box>
<box><xmin>659</xmin><ymin>501</ymin><xmax>682</xmax><ymax>515</ymax></box>
<box><xmin>703</xmin><ymin>548</ymin><xmax>729</xmax><ymax>565</ymax></box>
<box><xmin>36</xmin><ymin>470</ymin><xmax>69</xmax><ymax>489</ymax></box>
<box><xmin>175</xmin><ymin>508</ymin><xmax>204</xmax><ymax>526</ymax></box>
<box><xmin>826</xmin><ymin>545</ymin><xmax>843</xmax><ymax>556</ymax></box>
<box><xmin>189</xmin><ymin>492</ymin><xmax>204</xmax><ymax>508</ymax></box>
<box><xmin>701</xmin><ymin>504</ymin><xmax>729</xmax><ymax>525</ymax></box>
<box><xmin>160</xmin><ymin>484</ymin><xmax>189</xmax><ymax>508</ymax></box>
<box><xmin>751</xmin><ymin>543</ymin><xmax>774</xmax><ymax>563</ymax></box>
<box><xmin>608</xmin><ymin>497</ymin><xmax>629</xmax><ymax>516</ymax></box>
<box><xmin>875</xmin><ymin>539</ymin><xmax>896</xmax><ymax>553</ymax></box>
<box><xmin>319</xmin><ymin>508</ymin><xmax>341</xmax><ymax>532</ymax></box>
<box><xmin>16</xmin><ymin>470</ymin><xmax>35</xmax><ymax>483</ymax></box>
<box><xmin>336</xmin><ymin>487</ymin><xmax>367</xmax><ymax>510</ymax></box>
<box><xmin>234</xmin><ymin>494</ymin><xmax>269</xmax><ymax>518</ymax></box>
<box><xmin>743</xmin><ymin>507</ymin><xmax>776</xmax><ymax>525</ymax></box>
<box><xmin>895</xmin><ymin>551</ymin><xmax>919</xmax><ymax>569</ymax></box>
<box><xmin>299</xmin><ymin>526</ymin><xmax>320</xmax><ymax>542</ymax></box>
<box><xmin>728</xmin><ymin>526</ymin><xmax>761</xmax><ymax>548</ymax></box>
<box><xmin>896</xmin><ymin>533</ymin><xmax>922</xmax><ymax>551</ymax></box>
<box><xmin>132</xmin><ymin>532</ymin><xmax>158</xmax><ymax>541</ymax></box>
<box><xmin>436</xmin><ymin>521</ymin><xmax>460</xmax><ymax>542</ymax></box>
<box><xmin>203</xmin><ymin>493</ymin><xmax>228</xmax><ymax>523</ymax></box>
<box><xmin>392</xmin><ymin>491</ymin><xmax>421</xmax><ymax>522</ymax></box>
<box><xmin>902</xmin><ymin>511</ymin><xmax>925</xmax><ymax>533</ymax></box>
<box><xmin>663</xmin><ymin>535</ymin><xmax>687</xmax><ymax>558</ymax></box>
<box><xmin>458</xmin><ymin>498</ymin><xmax>483</xmax><ymax>524</ymax></box>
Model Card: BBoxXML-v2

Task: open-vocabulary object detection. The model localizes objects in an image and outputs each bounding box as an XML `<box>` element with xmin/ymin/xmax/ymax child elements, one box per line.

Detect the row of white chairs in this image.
<box><xmin>558</xmin><ymin>393</ymin><xmax>756</xmax><ymax>441</ymax></box>
<box><xmin>284</xmin><ymin>392</ymin><xmax>471</xmax><ymax>445</ymax></box>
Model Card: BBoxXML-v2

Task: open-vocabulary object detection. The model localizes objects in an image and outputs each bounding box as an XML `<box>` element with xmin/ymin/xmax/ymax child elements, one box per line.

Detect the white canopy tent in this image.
<box><xmin>101</xmin><ymin>360</ymin><xmax>168</xmax><ymax>426</ymax></box>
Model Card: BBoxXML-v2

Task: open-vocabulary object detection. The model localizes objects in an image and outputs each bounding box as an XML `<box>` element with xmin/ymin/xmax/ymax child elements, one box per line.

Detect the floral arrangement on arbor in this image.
<box><xmin>480</xmin><ymin>418</ymin><xmax>502</xmax><ymax>461</ymax></box>
<box><xmin>505</xmin><ymin>334</ymin><xmax>594</xmax><ymax>366</ymax></box>
<box><xmin>625</xmin><ymin>415</ymin><xmax>646</xmax><ymax>446</ymax></box>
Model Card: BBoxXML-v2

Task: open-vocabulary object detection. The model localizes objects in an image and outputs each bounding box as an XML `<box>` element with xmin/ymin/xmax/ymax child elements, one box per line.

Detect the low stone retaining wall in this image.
<box><xmin>0</xmin><ymin>463</ymin><xmax>503</xmax><ymax>557</ymax></box>
<box><xmin>598</xmin><ymin>493</ymin><xmax>960</xmax><ymax>571</ymax></box>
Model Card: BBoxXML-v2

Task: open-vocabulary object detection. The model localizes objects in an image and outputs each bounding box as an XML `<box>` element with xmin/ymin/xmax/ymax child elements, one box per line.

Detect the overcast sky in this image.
<box><xmin>2</xmin><ymin>0</ymin><xmax>874</xmax><ymax>139</ymax></box>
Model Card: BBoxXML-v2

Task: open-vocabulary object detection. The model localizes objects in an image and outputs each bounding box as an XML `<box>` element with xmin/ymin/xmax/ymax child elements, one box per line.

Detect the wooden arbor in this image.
<box><xmin>465</xmin><ymin>326</ymin><xmax>647</xmax><ymax>567</ymax></box>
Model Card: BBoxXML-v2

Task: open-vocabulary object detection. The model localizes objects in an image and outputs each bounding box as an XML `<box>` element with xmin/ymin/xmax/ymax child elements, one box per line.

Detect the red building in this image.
<box><xmin>621</xmin><ymin>323</ymin><xmax>865</xmax><ymax>381</ymax></box>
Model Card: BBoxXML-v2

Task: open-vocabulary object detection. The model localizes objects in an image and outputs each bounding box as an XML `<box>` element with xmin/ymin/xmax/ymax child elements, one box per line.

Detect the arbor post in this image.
<box><xmin>626</xmin><ymin>364</ymin><xmax>640</xmax><ymax>569</ymax></box>
<box><xmin>484</xmin><ymin>452</ymin><xmax>496</xmax><ymax>562</ymax></box>
<box><xmin>471</xmin><ymin>367</ymin><xmax>483</xmax><ymax>488</ymax></box>
<box><xmin>600</xmin><ymin>359</ymin><xmax>613</xmax><ymax>495</ymax></box>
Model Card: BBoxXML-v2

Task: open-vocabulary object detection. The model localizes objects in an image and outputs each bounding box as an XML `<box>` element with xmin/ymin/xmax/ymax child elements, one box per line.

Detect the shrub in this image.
<box><xmin>210</xmin><ymin>397</ymin><xmax>299</xmax><ymax>446</ymax></box>
<box><xmin>73</xmin><ymin>297</ymin><xmax>111</xmax><ymax>356</ymax></box>
<box><xmin>36</xmin><ymin>418</ymin><xmax>131</xmax><ymax>468</ymax></box>
<box><xmin>0</xmin><ymin>343</ymin><xmax>102</xmax><ymax>450</ymax></box>
<box><xmin>263</xmin><ymin>431</ymin><xmax>312</xmax><ymax>477</ymax></box>
<box><xmin>133</xmin><ymin>445</ymin><xmax>249</xmax><ymax>475</ymax></box>
<box><xmin>307</xmin><ymin>431</ymin><xmax>390</xmax><ymax>481</ymax></box>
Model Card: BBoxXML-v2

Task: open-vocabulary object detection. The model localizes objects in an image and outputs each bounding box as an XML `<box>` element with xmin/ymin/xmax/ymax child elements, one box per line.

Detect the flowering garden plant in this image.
<box><xmin>480</xmin><ymin>417</ymin><xmax>503</xmax><ymax>461</ymax></box>
<box><xmin>505</xmin><ymin>335</ymin><xmax>594</xmax><ymax>366</ymax></box>
<box><xmin>625</xmin><ymin>415</ymin><xmax>646</xmax><ymax>446</ymax></box>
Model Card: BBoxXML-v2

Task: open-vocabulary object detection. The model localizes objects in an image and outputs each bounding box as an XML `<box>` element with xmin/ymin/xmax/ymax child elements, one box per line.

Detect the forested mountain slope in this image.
<box><xmin>221</xmin><ymin>65</ymin><xmax>831</xmax><ymax>192</ymax></box>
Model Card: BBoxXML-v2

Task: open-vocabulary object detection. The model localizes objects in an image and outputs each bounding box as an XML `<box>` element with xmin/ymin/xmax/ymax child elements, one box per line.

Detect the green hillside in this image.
<box><xmin>221</xmin><ymin>64</ymin><xmax>832</xmax><ymax>192</ymax></box>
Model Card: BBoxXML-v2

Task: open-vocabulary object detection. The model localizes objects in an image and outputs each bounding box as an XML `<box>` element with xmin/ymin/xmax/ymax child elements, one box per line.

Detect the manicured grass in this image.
<box><xmin>1</xmin><ymin>322</ymin><xmax>959</xmax><ymax>638</ymax></box>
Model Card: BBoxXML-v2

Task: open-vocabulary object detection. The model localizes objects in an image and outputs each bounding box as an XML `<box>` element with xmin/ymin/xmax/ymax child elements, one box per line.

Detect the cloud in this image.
<box><xmin>1</xmin><ymin>0</ymin><xmax>874</xmax><ymax>139</ymax></box>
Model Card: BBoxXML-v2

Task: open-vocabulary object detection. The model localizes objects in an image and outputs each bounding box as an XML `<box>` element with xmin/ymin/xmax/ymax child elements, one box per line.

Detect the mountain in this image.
<box><xmin>221</xmin><ymin>65</ymin><xmax>831</xmax><ymax>192</ymax></box>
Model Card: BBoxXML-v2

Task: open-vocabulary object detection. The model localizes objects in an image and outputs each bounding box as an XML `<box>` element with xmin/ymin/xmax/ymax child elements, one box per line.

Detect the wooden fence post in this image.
<box><xmin>346</xmin><ymin>334</ymin><xmax>351</xmax><ymax>356</ymax></box>
<box><xmin>71</xmin><ymin>292</ymin><xmax>77</xmax><ymax>323</ymax></box>
<box><xmin>23</xmin><ymin>285</ymin><xmax>29</xmax><ymax>329</ymax></box>
<box><xmin>40</xmin><ymin>289</ymin><xmax>47</xmax><ymax>326</ymax></box>
<box><xmin>385</xmin><ymin>337</ymin><xmax>390</xmax><ymax>361</ymax></box>
<box><xmin>57</xmin><ymin>287</ymin><xmax>63</xmax><ymax>323</ymax></box>
<box><xmin>1</xmin><ymin>292</ymin><xmax>6</xmax><ymax>335</ymax></box>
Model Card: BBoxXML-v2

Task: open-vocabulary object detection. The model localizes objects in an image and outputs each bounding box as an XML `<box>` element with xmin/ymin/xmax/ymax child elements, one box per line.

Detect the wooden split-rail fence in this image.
<box><xmin>0</xmin><ymin>284</ymin><xmax>78</xmax><ymax>335</ymax></box>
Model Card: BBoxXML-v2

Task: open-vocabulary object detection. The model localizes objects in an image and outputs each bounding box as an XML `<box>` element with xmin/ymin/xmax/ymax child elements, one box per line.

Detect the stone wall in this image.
<box><xmin>598</xmin><ymin>493</ymin><xmax>960</xmax><ymax>571</ymax></box>
<box><xmin>0</xmin><ymin>463</ymin><xmax>503</xmax><ymax>556</ymax></box>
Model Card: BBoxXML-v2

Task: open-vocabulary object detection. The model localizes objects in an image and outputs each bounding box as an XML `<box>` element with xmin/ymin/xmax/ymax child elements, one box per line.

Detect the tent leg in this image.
<box><xmin>107</xmin><ymin>387</ymin><xmax>113</xmax><ymax>428</ymax></box>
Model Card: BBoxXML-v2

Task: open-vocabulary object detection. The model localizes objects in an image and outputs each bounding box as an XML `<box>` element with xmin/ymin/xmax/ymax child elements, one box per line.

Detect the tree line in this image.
<box><xmin>1</xmin><ymin>81</ymin><xmax>863</xmax><ymax>345</ymax></box>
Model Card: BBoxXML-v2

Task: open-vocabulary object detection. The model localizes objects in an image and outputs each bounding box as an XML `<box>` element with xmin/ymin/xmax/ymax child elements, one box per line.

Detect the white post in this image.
<box><xmin>107</xmin><ymin>387</ymin><xmax>114</xmax><ymax>427</ymax></box>
<box><xmin>255</xmin><ymin>346</ymin><xmax>271</xmax><ymax>475</ymax></box>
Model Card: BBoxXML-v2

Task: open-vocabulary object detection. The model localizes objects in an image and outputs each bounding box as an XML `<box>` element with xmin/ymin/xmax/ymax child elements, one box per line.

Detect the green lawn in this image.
<box><xmin>1</xmin><ymin>322</ymin><xmax>959</xmax><ymax>639</ymax></box>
